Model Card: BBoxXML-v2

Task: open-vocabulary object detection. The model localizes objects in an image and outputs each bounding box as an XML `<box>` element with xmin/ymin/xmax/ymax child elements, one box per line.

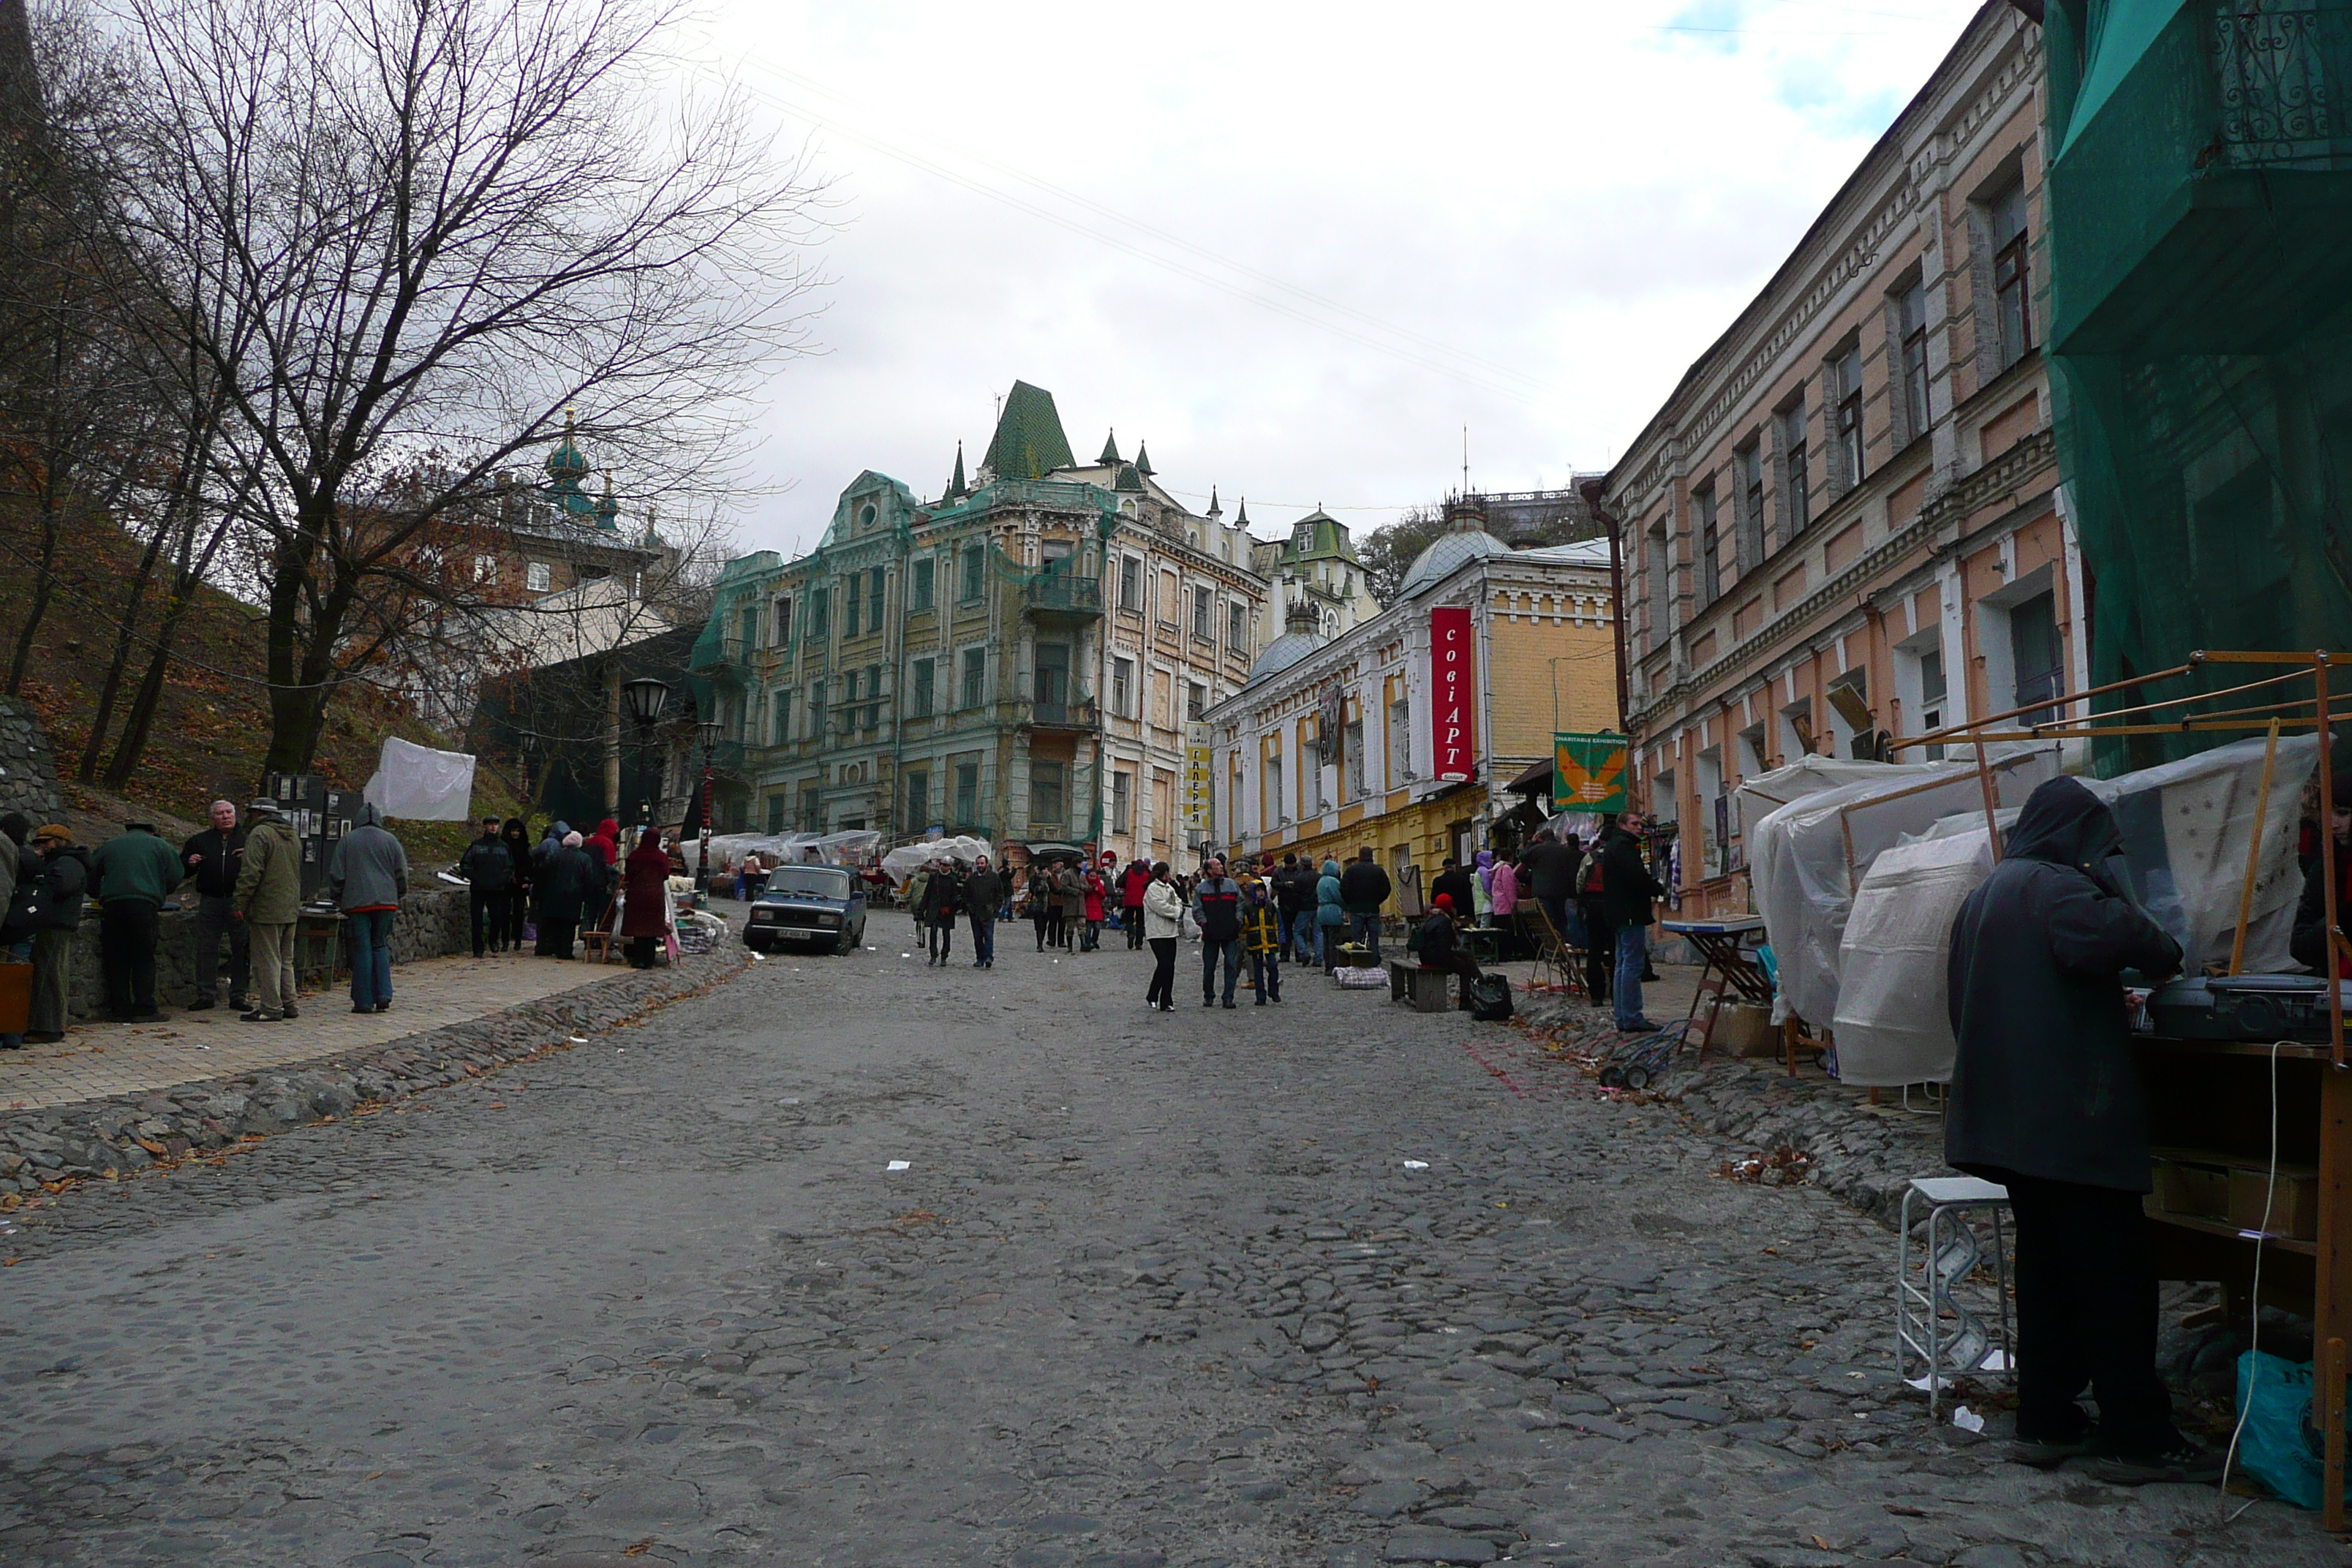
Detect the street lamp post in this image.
<box><xmin>696</xmin><ymin>717</ymin><xmax>723</xmax><ymax>889</ymax></box>
<box><xmin>517</xmin><ymin>727</ymin><xmax>539</xmax><ymax>810</ymax></box>
<box><xmin>620</xmin><ymin>676</ymin><xmax>671</xmax><ymax>826</ymax></box>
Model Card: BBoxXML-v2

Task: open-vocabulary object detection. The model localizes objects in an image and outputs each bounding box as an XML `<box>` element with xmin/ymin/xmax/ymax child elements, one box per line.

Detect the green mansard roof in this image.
<box><xmin>983</xmin><ymin>380</ymin><xmax>1076</xmax><ymax>480</ymax></box>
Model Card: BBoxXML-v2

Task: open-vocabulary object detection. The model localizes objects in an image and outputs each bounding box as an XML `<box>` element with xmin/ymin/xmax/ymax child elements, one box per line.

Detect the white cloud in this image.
<box><xmin>679</xmin><ymin>0</ymin><xmax>1984</xmax><ymax>559</ymax></box>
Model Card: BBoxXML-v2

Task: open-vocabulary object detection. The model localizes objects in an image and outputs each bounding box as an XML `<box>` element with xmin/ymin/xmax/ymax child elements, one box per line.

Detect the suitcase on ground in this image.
<box><xmin>0</xmin><ymin>960</ymin><xmax>29</xmax><ymax>1034</ymax></box>
<box><xmin>1469</xmin><ymin>973</ymin><xmax>1514</xmax><ymax>1022</ymax></box>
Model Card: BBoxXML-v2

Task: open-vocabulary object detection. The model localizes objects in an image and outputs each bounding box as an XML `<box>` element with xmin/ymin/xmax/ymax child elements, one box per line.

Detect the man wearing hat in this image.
<box><xmin>232</xmin><ymin>798</ymin><xmax>303</xmax><ymax>1022</ymax></box>
<box><xmin>23</xmin><ymin>825</ymin><xmax>86</xmax><ymax>1043</ymax></box>
<box><xmin>89</xmin><ymin>819</ymin><xmax>184</xmax><ymax>1022</ymax></box>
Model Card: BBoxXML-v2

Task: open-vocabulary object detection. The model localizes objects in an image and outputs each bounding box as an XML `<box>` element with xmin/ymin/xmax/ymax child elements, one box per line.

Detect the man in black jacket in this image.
<box><xmin>1599</xmin><ymin>813</ymin><xmax>1667</xmax><ymax>1030</ymax></box>
<box><xmin>1192</xmin><ymin>859</ymin><xmax>1244</xmax><ymax>1008</ymax></box>
<box><xmin>180</xmin><ymin>800</ymin><xmax>249</xmax><ymax>1011</ymax></box>
<box><xmin>1338</xmin><ymin>848</ymin><xmax>1392</xmax><ymax>964</ymax></box>
<box><xmin>1946</xmin><ymin>776</ymin><xmax>2213</xmax><ymax>1485</ymax></box>
<box><xmin>965</xmin><ymin>856</ymin><xmax>1004</xmax><ymax>968</ymax></box>
<box><xmin>459</xmin><ymin>816</ymin><xmax>516</xmax><ymax>957</ymax></box>
<box><xmin>1521</xmin><ymin>829</ymin><xmax>1583</xmax><ymax>943</ymax></box>
<box><xmin>1429</xmin><ymin>857</ymin><xmax>1476</xmax><ymax>921</ymax></box>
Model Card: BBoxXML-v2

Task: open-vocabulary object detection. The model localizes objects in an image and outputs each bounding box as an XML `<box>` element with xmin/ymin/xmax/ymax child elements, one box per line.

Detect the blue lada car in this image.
<box><xmin>744</xmin><ymin>864</ymin><xmax>867</xmax><ymax>955</ymax></box>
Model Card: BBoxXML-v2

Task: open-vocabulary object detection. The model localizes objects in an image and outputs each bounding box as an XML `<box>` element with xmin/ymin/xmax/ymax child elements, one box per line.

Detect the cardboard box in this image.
<box><xmin>2151</xmin><ymin>1158</ymin><xmax>2231</xmax><ymax>1221</ymax></box>
<box><xmin>1708</xmin><ymin>1001</ymin><xmax>1779</xmax><ymax>1057</ymax></box>
<box><xmin>2228</xmin><ymin>1166</ymin><xmax>2319</xmax><ymax>1241</ymax></box>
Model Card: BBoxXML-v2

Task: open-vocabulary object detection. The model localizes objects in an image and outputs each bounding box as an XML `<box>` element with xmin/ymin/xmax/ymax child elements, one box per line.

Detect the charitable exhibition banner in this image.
<box><xmin>1430</xmin><ymin>606</ymin><xmax>1477</xmax><ymax>783</ymax></box>
<box><xmin>1553</xmin><ymin>731</ymin><xmax>1629</xmax><ymax>813</ymax></box>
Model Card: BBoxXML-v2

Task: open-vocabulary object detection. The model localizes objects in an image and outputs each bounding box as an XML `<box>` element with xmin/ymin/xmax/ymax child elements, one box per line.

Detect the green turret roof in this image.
<box><xmin>1134</xmin><ymin>441</ymin><xmax>1154</xmax><ymax>477</ymax></box>
<box><xmin>983</xmin><ymin>380</ymin><xmax>1076</xmax><ymax>480</ymax></box>
<box><xmin>1113</xmin><ymin>461</ymin><xmax>1145</xmax><ymax>493</ymax></box>
<box><xmin>946</xmin><ymin>441</ymin><xmax>968</xmax><ymax>499</ymax></box>
<box><xmin>1098</xmin><ymin>429</ymin><xmax>1121</xmax><ymax>465</ymax></box>
<box><xmin>1278</xmin><ymin>507</ymin><xmax>1361</xmax><ymax>566</ymax></box>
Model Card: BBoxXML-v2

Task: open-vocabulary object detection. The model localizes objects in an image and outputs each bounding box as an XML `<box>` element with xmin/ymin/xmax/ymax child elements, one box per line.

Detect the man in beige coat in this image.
<box><xmin>232</xmin><ymin>799</ymin><xmax>302</xmax><ymax>1021</ymax></box>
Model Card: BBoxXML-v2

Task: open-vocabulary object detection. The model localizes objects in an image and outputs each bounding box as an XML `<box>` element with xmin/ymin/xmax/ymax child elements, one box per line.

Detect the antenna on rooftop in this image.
<box><xmin>1461</xmin><ymin>425</ymin><xmax>1470</xmax><ymax>497</ymax></box>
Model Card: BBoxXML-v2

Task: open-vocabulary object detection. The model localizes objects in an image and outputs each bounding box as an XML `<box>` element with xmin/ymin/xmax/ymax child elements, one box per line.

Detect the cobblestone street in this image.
<box><xmin>0</xmin><ymin>936</ymin><xmax>2333</xmax><ymax>1567</ymax></box>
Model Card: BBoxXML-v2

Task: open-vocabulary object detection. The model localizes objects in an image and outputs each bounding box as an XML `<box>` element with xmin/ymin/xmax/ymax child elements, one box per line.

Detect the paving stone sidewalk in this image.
<box><xmin>0</xmin><ymin>927</ymin><xmax>753</xmax><ymax>1200</ymax></box>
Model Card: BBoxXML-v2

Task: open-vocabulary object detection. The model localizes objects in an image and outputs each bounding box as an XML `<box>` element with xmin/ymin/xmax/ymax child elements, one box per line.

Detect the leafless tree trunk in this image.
<box><xmin>108</xmin><ymin>0</ymin><xmax>824</xmax><ymax>772</ymax></box>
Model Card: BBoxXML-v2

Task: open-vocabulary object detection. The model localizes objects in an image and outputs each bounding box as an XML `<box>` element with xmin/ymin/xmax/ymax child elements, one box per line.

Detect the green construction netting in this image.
<box><xmin>2048</xmin><ymin>0</ymin><xmax>2352</xmax><ymax>772</ymax></box>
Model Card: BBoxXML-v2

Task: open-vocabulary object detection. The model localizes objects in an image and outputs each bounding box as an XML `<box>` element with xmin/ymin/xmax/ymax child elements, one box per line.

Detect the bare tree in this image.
<box><xmin>1357</xmin><ymin>505</ymin><xmax>1447</xmax><ymax>606</ymax></box>
<box><xmin>108</xmin><ymin>0</ymin><xmax>824</xmax><ymax>772</ymax></box>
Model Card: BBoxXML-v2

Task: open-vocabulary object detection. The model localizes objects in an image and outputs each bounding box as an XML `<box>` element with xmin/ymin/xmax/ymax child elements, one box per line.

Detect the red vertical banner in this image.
<box><xmin>1430</xmin><ymin>606</ymin><xmax>1477</xmax><ymax>782</ymax></box>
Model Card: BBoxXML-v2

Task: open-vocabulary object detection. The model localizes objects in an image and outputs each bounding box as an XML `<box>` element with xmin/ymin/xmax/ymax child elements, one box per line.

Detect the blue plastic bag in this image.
<box><xmin>2236</xmin><ymin>1350</ymin><xmax>2345</xmax><ymax>1509</ymax></box>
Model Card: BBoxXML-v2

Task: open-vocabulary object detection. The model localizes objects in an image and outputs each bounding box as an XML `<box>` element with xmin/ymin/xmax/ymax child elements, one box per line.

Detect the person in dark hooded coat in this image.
<box><xmin>500</xmin><ymin>818</ymin><xmax>534</xmax><ymax>949</ymax></box>
<box><xmin>536</xmin><ymin>831</ymin><xmax>595</xmax><ymax>958</ymax></box>
<box><xmin>1945</xmin><ymin>775</ymin><xmax>2209</xmax><ymax>1483</ymax></box>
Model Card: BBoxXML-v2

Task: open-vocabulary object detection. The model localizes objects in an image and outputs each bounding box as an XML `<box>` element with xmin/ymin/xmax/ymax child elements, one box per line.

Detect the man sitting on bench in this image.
<box><xmin>1417</xmin><ymin>894</ymin><xmax>1482</xmax><ymax>1011</ymax></box>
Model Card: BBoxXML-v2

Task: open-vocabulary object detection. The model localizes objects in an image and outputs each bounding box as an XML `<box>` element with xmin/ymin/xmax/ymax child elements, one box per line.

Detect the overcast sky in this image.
<box><xmin>680</xmin><ymin>0</ymin><xmax>1986</xmax><ymax>562</ymax></box>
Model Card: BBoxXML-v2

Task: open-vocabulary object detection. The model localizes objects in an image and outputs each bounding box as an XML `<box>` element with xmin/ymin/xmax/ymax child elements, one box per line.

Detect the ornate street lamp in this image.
<box><xmin>695</xmin><ymin>717</ymin><xmax>723</xmax><ymax>885</ymax></box>
<box><xmin>621</xmin><ymin>677</ymin><xmax>671</xmax><ymax>823</ymax></box>
<box><xmin>516</xmin><ymin>726</ymin><xmax>539</xmax><ymax>809</ymax></box>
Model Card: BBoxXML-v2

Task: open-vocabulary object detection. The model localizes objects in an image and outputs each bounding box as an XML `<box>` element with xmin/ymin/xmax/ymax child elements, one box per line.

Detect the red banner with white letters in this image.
<box><xmin>1430</xmin><ymin>606</ymin><xmax>1477</xmax><ymax>782</ymax></box>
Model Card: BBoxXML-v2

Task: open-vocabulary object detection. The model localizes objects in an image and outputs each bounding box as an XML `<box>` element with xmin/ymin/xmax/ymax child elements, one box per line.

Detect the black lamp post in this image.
<box><xmin>621</xmin><ymin>676</ymin><xmax>671</xmax><ymax>826</ymax></box>
<box><xmin>696</xmin><ymin>717</ymin><xmax>723</xmax><ymax>886</ymax></box>
<box><xmin>517</xmin><ymin>726</ymin><xmax>539</xmax><ymax>810</ymax></box>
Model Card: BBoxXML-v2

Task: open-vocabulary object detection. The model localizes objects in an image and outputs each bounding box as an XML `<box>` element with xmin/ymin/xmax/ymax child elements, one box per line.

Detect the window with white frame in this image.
<box><xmin>1832</xmin><ymin>344</ymin><xmax>1865</xmax><ymax>494</ymax></box>
<box><xmin>1112</xmin><ymin>656</ymin><xmax>1135</xmax><ymax>717</ymax></box>
<box><xmin>1191</xmin><ymin>587</ymin><xmax>1213</xmax><ymax>640</ymax></box>
<box><xmin>526</xmin><ymin>560</ymin><xmax>551</xmax><ymax>593</ymax></box>
<box><xmin>1120</xmin><ymin>556</ymin><xmax>1142</xmax><ymax>611</ymax></box>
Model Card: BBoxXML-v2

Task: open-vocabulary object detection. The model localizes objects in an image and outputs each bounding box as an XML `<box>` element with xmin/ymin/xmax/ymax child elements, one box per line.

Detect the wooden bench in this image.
<box><xmin>1387</xmin><ymin>957</ymin><xmax>1451</xmax><ymax>1013</ymax></box>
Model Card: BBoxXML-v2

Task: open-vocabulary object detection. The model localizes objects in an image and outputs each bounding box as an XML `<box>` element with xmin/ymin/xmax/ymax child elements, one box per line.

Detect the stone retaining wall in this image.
<box><xmin>59</xmin><ymin>886</ymin><xmax>472</xmax><ymax>1019</ymax></box>
<box><xmin>0</xmin><ymin>698</ymin><xmax>61</xmax><ymax>821</ymax></box>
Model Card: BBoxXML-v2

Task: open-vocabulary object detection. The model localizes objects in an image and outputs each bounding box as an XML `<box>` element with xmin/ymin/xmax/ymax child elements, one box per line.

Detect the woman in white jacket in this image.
<box><xmin>1141</xmin><ymin>862</ymin><xmax>1184</xmax><ymax>1012</ymax></box>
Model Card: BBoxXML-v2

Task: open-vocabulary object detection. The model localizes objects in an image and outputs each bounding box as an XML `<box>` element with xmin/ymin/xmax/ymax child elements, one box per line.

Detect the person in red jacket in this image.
<box><xmin>1082</xmin><ymin>869</ymin><xmax>1107</xmax><ymax>952</ymax></box>
<box><xmin>1120</xmin><ymin>857</ymin><xmax>1152</xmax><ymax>950</ymax></box>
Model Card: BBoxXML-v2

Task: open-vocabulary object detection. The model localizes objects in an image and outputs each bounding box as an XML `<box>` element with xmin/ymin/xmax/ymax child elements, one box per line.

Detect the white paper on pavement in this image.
<box><xmin>362</xmin><ymin>736</ymin><xmax>477</xmax><ymax>821</ymax></box>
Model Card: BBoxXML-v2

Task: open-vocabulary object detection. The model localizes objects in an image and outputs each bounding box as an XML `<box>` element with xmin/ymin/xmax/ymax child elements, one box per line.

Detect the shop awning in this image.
<box><xmin>1506</xmin><ymin>757</ymin><xmax>1554</xmax><ymax>795</ymax></box>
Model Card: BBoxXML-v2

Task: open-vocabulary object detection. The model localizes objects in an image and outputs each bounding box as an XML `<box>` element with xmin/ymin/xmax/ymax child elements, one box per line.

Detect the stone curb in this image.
<box><xmin>0</xmin><ymin>941</ymin><xmax>755</xmax><ymax>1201</ymax></box>
<box><xmin>1518</xmin><ymin>992</ymin><xmax>1952</xmax><ymax>1231</ymax></box>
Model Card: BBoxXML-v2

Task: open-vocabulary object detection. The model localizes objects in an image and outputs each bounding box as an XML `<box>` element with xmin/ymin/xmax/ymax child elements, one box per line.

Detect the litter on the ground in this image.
<box><xmin>566</xmin><ymin>1036</ymin><xmax>588</xmax><ymax>1044</ymax></box>
<box><xmin>886</xmin><ymin>1160</ymin><xmax>911</xmax><ymax>1172</ymax></box>
<box><xmin>1950</xmin><ymin>1405</ymin><xmax>1986</xmax><ymax>1433</ymax></box>
<box><xmin>1403</xmin><ymin>1160</ymin><xmax>1431</xmax><ymax>1169</ymax></box>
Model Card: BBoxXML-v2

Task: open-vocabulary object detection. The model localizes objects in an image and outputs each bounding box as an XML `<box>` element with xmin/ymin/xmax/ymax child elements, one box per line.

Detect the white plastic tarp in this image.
<box><xmin>362</xmin><ymin>736</ymin><xmax>476</xmax><ymax>821</ymax></box>
<box><xmin>881</xmin><ymin>834</ymin><xmax>995</xmax><ymax>885</ymax></box>
<box><xmin>1735</xmin><ymin>755</ymin><xmax>1939</xmax><ymax>849</ymax></box>
<box><xmin>1750</xmin><ymin>747</ymin><xmax>2060</xmax><ymax>1028</ymax></box>
<box><xmin>704</xmin><ymin>830</ymin><xmax>882</xmax><ymax>870</ymax></box>
<box><xmin>1833</xmin><ymin>828</ymin><xmax>1994</xmax><ymax>1086</ymax></box>
<box><xmin>1829</xmin><ymin>731</ymin><xmax>2315</xmax><ymax>1084</ymax></box>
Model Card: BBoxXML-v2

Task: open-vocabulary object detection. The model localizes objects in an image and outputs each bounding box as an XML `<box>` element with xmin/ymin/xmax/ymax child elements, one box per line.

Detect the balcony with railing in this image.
<box><xmin>2052</xmin><ymin>0</ymin><xmax>2352</xmax><ymax>354</ymax></box>
<box><xmin>1023</xmin><ymin>692</ymin><xmax>1100</xmax><ymax>731</ymax></box>
<box><xmin>1021</xmin><ymin>574</ymin><xmax>1103</xmax><ymax>621</ymax></box>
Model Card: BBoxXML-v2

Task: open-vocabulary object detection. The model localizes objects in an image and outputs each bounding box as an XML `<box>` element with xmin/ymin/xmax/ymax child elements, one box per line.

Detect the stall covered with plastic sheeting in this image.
<box><xmin>704</xmin><ymin>830</ymin><xmax>882</xmax><ymax>870</ymax></box>
<box><xmin>881</xmin><ymin>835</ymin><xmax>995</xmax><ymax>885</ymax></box>
<box><xmin>362</xmin><ymin>737</ymin><xmax>477</xmax><ymax>821</ymax></box>
<box><xmin>1833</xmin><ymin>827</ymin><xmax>1997</xmax><ymax>1087</ymax></box>
<box><xmin>1734</xmin><ymin>755</ymin><xmax>1945</xmax><ymax>851</ymax></box>
<box><xmin>1751</xmin><ymin>747</ymin><xmax>2060</xmax><ymax>1028</ymax></box>
<box><xmin>2091</xmin><ymin>733</ymin><xmax>2315</xmax><ymax>979</ymax></box>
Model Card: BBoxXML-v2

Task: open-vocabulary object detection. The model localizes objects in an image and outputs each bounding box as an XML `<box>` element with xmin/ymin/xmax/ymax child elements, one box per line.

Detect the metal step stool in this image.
<box><xmin>1896</xmin><ymin>1175</ymin><xmax>2015</xmax><ymax>1417</ymax></box>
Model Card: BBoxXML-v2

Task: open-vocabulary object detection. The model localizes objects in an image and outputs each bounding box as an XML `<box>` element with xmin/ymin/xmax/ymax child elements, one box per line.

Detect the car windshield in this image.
<box><xmin>764</xmin><ymin>867</ymin><xmax>852</xmax><ymax>898</ymax></box>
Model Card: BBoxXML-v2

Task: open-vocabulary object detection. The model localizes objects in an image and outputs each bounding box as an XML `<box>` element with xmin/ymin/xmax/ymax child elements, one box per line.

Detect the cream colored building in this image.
<box><xmin>1207</xmin><ymin>516</ymin><xmax>1617</xmax><ymax>896</ymax></box>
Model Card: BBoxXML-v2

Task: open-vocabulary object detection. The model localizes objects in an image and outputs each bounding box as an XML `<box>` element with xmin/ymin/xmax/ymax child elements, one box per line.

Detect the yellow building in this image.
<box><xmin>1207</xmin><ymin>508</ymin><xmax>1618</xmax><ymax>903</ymax></box>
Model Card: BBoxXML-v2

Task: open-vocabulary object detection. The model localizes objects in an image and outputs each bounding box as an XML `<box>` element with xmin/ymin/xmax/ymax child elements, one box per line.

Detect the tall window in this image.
<box><xmin>1192</xmin><ymin>587</ymin><xmax>1213</xmax><ymax>639</ymax></box>
<box><xmin>2010</xmin><ymin>592</ymin><xmax>2062</xmax><ymax>725</ymax></box>
<box><xmin>770</xmin><ymin>689</ymin><xmax>792</xmax><ymax>746</ymax></box>
<box><xmin>960</xmin><ymin>647</ymin><xmax>986</xmax><ymax>709</ymax></box>
<box><xmin>960</xmin><ymin>543</ymin><xmax>985</xmax><ymax>601</ymax></box>
<box><xmin>1898</xmin><ymin>279</ymin><xmax>1931</xmax><ymax>443</ymax></box>
<box><xmin>1647</xmin><ymin>523</ymin><xmax>1672</xmax><ymax>651</ymax></box>
<box><xmin>1186</xmin><ymin>680</ymin><xmax>1206</xmax><ymax>721</ymax></box>
<box><xmin>911</xmin><ymin>557</ymin><xmax>935</xmax><ymax>612</ymax></box>
<box><xmin>1344</xmin><ymin>719</ymin><xmax>1365</xmax><ymax>800</ymax></box>
<box><xmin>1990</xmin><ymin>181</ymin><xmax>2032</xmax><ymax>373</ymax></box>
<box><xmin>1389</xmin><ymin>696</ymin><xmax>1411</xmax><ymax>785</ymax></box>
<box><xmin>1833</xmin><ymin>345</ymin><xmax>1864</xmax><ymax>493</ymax></box>
<box><xmin>1112</xmin><ymin>656</ymin><xmax>1134</xmax><ymax>717</ymax></box>
<box><xmin>1228</xmin><ymin>602</ymin><xmax>1246</xmax><ymax>649</ymax></box>
<box><xmin>864</xmin><ymin>663</ymin><xmax>883</xmax><ymax>729</ymax></box>
<box><xmin>766</xmin><ymin>794</ymin><xmax>787</xmax><ymax>834</ymax></box>
<box><xmin>1111</xmin><ymin>771</ymin><xmax>1133</xmax><ymax>833</ymax></box>
<box><xmin>773</xmin><ymin>595</ymin><xmax>794</xmax><ymax>645</ymax></box>
<box><xmin>1120</xmin><ymin>556</ymin><xmax>1142</xmax><ymax>611</ymax></box>
<box><xmin>1266</xmin><ymin>746</ymin><xmax>1285</xmax><ymax>825</ymax></box>
<box><xmin>808</xmin><ymin>678</ymin><xmax>826</xmax><ymax>737</ymax></box>
<box><xmin>1780</xmin><ymin>396</ymin><xmax>1810</xmax><ymax>538</ymax></box>
<box><xmin>868</xmin><ymin>566</ymin><xmax>886</xmax><ymax>622</ymax></box>
<box><xmin>953</xmin><ymin>761</ymin><xmax>979</xmax><ymax>826</ymax></box>
<box><xmin>911</xmin><ymin>657</ymin><xmax>935</xmax><ymax>718</ymax></box>
<box><xmin>904</xmin><ymin>769</ymin><xmax>930</xmax><ymax>832</ymax></box>
<box><xmin>1918</xmin><ymin>647</ymin><xmax>1948</xmax><ymax>761</ymax></box>
<box><xmin>799</xmin><ymin>783</ymin><xmax>821</xmax><ymax>832</ymax></box>
<box><xmin>1694</xmin><ymin>480</ymin><xmax>1720</xmax><ymax>606</ymax></box>
<box><xmin>1030</xmin><ymin>761</ymin><xmax>1066</xmax><ymax>829</ymax></box>
<box><xmin>1735</xmin><ymin>440</ymin><xmax>1764</xmax><ymax>569</ymax></box>
<box><xmin>1035</xmin><ymin>642</ymin><xmax>1070</xmax><ymax>719</ymax></box>
<box><xmin>526</xmin><ymin>561</ymin><xmax>551</xmax><ymax>592</ymax></box>
<box><xmin>843</xmin><ymin>573</ymin><xmax>862</xmax><ymax>638</ymax></box>
<box><xmin>807</xmin><ymin>584</ymin><xmax>829</xmax><ymax>638</ymax></box>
